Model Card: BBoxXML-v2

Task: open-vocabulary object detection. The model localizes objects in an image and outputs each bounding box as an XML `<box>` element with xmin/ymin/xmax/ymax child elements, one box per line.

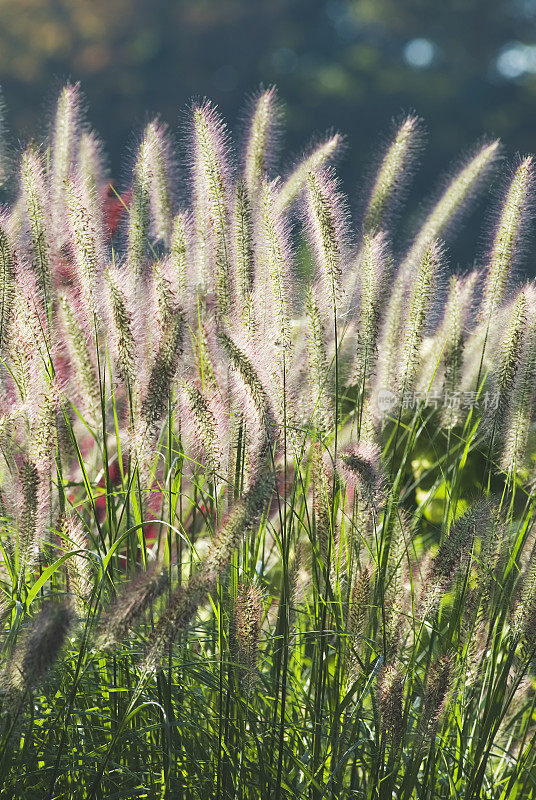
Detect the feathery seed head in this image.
<box><xmin>98</xmin><ymin>566</ymin><xmax>168</xmax><ymax>650</ymax></box>
<box><xmin>170</xmin><ymin>212</ymin><xmax>191</xmax><ymax>300</ymax></box>
<box><xmin>65</xmin><ymin>178</ymin><xmax>101</xmax><ymax>315</ymax></box>
<box><xmin>127</xmin><ymin>134</ymin><xmax>153</xmax><ymax>275</ymax></box>
<box><xmin>141</xmin><ymin>309</ymin><xmax>185</xmax><ymax>431</ymax></box>
<box><xmin>29</xmin><ymin>381</ymin><xmax>59</xmax><ymax>477</ymax></box>
<box><xmin>398</xmin><ymin>241</ymin><xmax>441</xmax><ymax>402</ymax></box>
<box><xmin>305</xmin><ymin>286</ymin><xmax>333</xmax><ymax>435</ymax></box>
<box><xmin>77</xmin><ymin>130</ymin><xmax>108</xmax><ymax>250</ymax></box>
<box><xmin>340</xmin><ymin>442</ymin><xmax>383</xmax><ymax>507</ymax></box>
<box><xmin>348</xmin><ymin>565</ymin><xmax>372</xmax><ymax>640</ymax></box>
<box><xmin>9</xmin><ymin>282</ymin><xmax>40</xmax><ymax>403</ymax></box>
<box><xmin>420</xmin><ymin>504</ymin><xmax>483</xmax><ymax>616</ymax></box>
<box><xmin>481</xmin><ymin>156</ymin><xmax>535</xmax><ymax>320</ymax></box>
<box><xmin>374</xmin><ymin>266</ymin><xmax>406</xmax><ymax>406</ymax></box>
<box><xmin>219</xmin><ymin>328</ymin><xmax>278</xmax><ymax>454</ymax></box>
<box><xmin>233</xmin><ymin>180</ymin><xmax>256</xmax><ymax>330</ymax></box>
<box><xmin>260</xmin><ymin>178</ymin><xmax>292</xmax><ymax>350</ymax></box>
<box><xmin>192</xmin><ymin>102</ymin><xmax>232</xmax><ymax>316</ymax></box>
<box><xmin>180</xmin><ymin>380</ymin><xmax>224</xmax><ymax>475</ymax></box>
<box><xmin>501</xmin><ymin>302</ymin><xmax>536</xmax><ymax>474</ymax></box>
<box><xmin>203</xmin><ymin>476</ymin><xmax>272</xmax><ymax>579</ymax></box>
<box><xmin>346</xmin><ymin>565</ymin><xmax>372</xmax><ymax>679</ymax></box>
<box><xmin>8</xmin><ymin>600</ymin><xmax>72</xmax><ymax>692</ymax></box>
<box><xmin>276</xmin><ymin>133</ymin><xmax>342</xmax><ymax>213</ymax></box>
<box><xmin>244</xmin><ymin>86</ymin><xmax>280</xmax><ymax>199</ymax></box>
<box><xmin>78</xmin><ymin>130</ymin><xmax>107</xmax><ymax>197</ymax></box>
<box><xmin>402</xmin><ymin>140</ymin><xmax>500</xmax><ymax>278</ymax></box>
<box><xmin>492</xmin><ymin>289</ymin><xmax>527</xmax><ymax>420</ymax></box>
<box><xmin>20</xmin><ymin>147</ymin><xmax>51</xmax><ymax>303</ymax></box>
<box><xmin>305</xmin><ymin>168</ymin><xmax>347</xmax><ymax>309</ymax></box>
<box><xmin>420</xmin><ymin>654</ymin><xmax>453</xmax><ymax>740</ymax></box>
<box><xmin>383</xmin><ymin>511</ymin><xmax>410</xmax><ymax>655</ymax></box>
<box><xmin>351</xmin><ymin>231</ymin><xmax>390</xmax><ymax>388</ymax></box>
<box><xmin>105</xmin><ymin>267</ymin><xmax>137</xmax><ymax>386</ymax></box>
<box><xmin>364</xmin><ymin>114</ymin><xmax>422</xmax><ymax>234</ymax></box>
<box><xmin>378</xmin><ymin>664</ymin><xmax>405</xmax><ymax>743</ymax></box>
<box><xmin>416</xmin><ymin>270</ymin><xmax>478</xmax><ymax>422</ymax></box>
<box><xmin>50</xmin><ymin>83</ymin><xmax>83</xmax><ymax>243</ymax></box>
<box><xmin>152</xmin><ymin>260</ymin><xmax>178</xmax><ymax>336</ymax></box>
<box><xmin>0</xmin><ymin>213</ymin><xmax>16</xmax><ymax>355</ymax></box>
<box><xmin>18</xmin><ymin>458</ymin><xmax>39</xmax><ymax>575</ymax></box>
<box><xmin>144</xmin><ymin>119</ymin><xmax>175</xmax><ymax>244</ymax></box>
<box><xmin>62</xmin><ymin>515</ymin><xmax>93</xmax><ymax>616</ymax></box>
<box><xmin>0</xmin><ymin>91</ymin><xmax>9</xmax><ymax>188</ymax></box>
<box><xmin>234</xmin><ymin>583</ymin><xmax>264</xmax><ymax>688</ymax></box>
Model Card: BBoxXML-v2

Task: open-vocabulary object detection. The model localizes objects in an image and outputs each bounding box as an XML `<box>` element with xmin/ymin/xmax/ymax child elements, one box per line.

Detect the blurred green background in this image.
<box><xmin>2</xmin><ymin>0</ymin><xmax>536</xmax><ymax>265</ymax></box>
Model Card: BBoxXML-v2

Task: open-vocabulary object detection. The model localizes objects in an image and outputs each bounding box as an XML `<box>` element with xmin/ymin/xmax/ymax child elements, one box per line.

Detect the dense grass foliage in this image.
<box><xmin>0</xmin><ymin>84</ymin><xmax>536</xmax><ymax>799</ymax></box>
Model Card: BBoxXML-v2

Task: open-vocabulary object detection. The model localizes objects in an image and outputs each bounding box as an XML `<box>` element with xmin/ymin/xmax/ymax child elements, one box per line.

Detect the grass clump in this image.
<box><xmin>0</xmin><ymin>84</ymin><xmax>535</xmax><ymax>799</ymax></box>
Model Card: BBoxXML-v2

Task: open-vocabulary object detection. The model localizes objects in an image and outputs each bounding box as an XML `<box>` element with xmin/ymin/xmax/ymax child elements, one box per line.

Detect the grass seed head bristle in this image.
<box><xmin>9</xmin><ymin>285</ymin><xmax>39</xmax><ymax>404</ymax></box>
<box><xmin>180</xmin><ymin>380</ymin><xmax>224</xmax><ymax>476</ymax></box>
<box><xmin>0</xmin><ymin>214</ymin><xmax>16</xmax><ymax>355</ymax></box>
<box><xmin>98</xmin><ymin>566</ymin><xmax>168</xmax><ymax>650</ymax></box>
<box><xmin>128</xmin><ymin>134</ymin><xmax>152</xmax><ymax>275</ymax></box>
<box><xmin>305</xmin><ymin>168</ymin><xmax>347</xmax><ymax>310</ymax></box>
<box><xmin>340</xmin><ymin>442</ymin><xmax>383</xmax><ymax>507</ymax></box>
<box><xmin>260</xmin><ymin>178</ymin><xmax>292</xmax><ymax>350</ymax></box>
<box><xmin>192</xmin><ymin>102</ymin><xmax>232</xmax><ymax>316</ymax></box>
<box><xmin>351</xmin><ymin>231</ymin><xmax>389</xmax><ymax>388</ymax></box>
<box><xmin>218</xmin><ymin>328</ymin><xmax>278</xmax><ymax>454</ymax></box>
<box><xmin>203</xmin><ymin>476</ymin><xmax>272</xmax><ymax>579</ymax></box>
<box><xmin>62</xmin><ymin>514</ymin><xmax>93</xmax><ymax>616</ymax></box>
<box><xmin>419</xmin><ymin>653</ymin><xmax>453</xmax><ymax>742</ymax></box>
<box><xmin>141</xmin><ymin>309</ymin><xmax>185</xmax><ymax>431</ymax></box>
<box><xmin>378</xmin><ymin>664</ymin><xmax>405</xmax><ymax>744</ymax></box>
<box><xmin>234</xmin><ymin>583</ymin><xmax>264</xmax><ymax>689</ymax></box>
<box><xmin>77</xmin><ymin>130</ymin><xmax>108</xmax><ymax>221</ymax></box>
<box><xmin>244</xmin><ymin>86</ymin><xmax>279</xmax><ymax>200</ymax></box>
<box><xmin>105</xmin><ymin>267</ymin><xmax>137</xmax><ymax>387</ymax></box>
<box><xmin>170</xmin><ymin>212</ymin><xmax>190</xmax><ymax>300</ymax></box>
<box><xmin>18</xmin><ymin>458</ymin><xmax>39</xmax><ymax>575</ymax></box>
<box><xmin>65</xmin><ymin>178</ymin><xmax>101</xmax><ymax>316</ymax></box>
<box><xmin>430</xmin><ymin>272</ymin><xmax>478</xmax><ymax>425</ymax></box>
<box><xmin>374</xmin><ymin>270</ymin><xmax>405</xmax><ymax>407</ymax></box>
<box><xmin>397</xmin><ymin>240</ymin><xmax>440</xmax><ymax>403</ymax></box>
<box><xmin>347</xmin><ymin>564</ymin><xmax>372</xmax><ymax>674</ymax></box>
<box><xmin>501</xmin><ymin>298</ymin><xmax>536</xmax><ymax>474</ymax></box>
<box><xmin>233</xmin><ymin>180</ymin><xmax>257</xmax><ymax>331</ymax></box>
<box><xmin>276</xmin><ymin>133</ymin><xmax>342</xmax><ymax>213</ymax></box>
<box><xmin>7</xmin><ymin>600</ymin><xmax>72</xmax><ymax>692</ymax></box>
<box><xmin>143</xmin><ymin>119</ymin><xmax>175</xmax><ymax>244</ymax></box>
<box><xmin>420</xmin><ymin>504</ymin><xmax>481</xmax><ymax>616</ymax></box>
<box><xmin>402</xmin><ymin>140</ymin><xmax>500</xmax><ymax>279</ymax></box>
<box><xmin>481</xmin><ymin>156</ymin><xmax>535</xmax><ymax>321</ymax></box>
<box><xmin>492</xmin><ymin>289</ymin><xmax>527</xmax><ymax>421</ymax></box>
<box><xmin>0</xmin><ymin>91</ymin><xmax>9</xmax><ymax>188</ymax></box>
<box><xmin>152</xmin><ymin>260</ymin><xmax>178</xmax><ymax>335</ymax></box>
<box><xmin>20</xmin><ymin>147</ymin><xmax>51</xmax><ymax>304</ymax></box>
<box><xmin>29</xmin><ymin>380</ymin><xmax>59</xmax><ymax>476</ymax></box>
<box><xmin>305</xmin><ymin>286</ymin><xmax>333</xmax><ymax>435</ymax></box>
<box><xmin>383</xmin><ymin>511</ymin><xmax>409</xmax><ymax>655</ymax></box>
<box><xmin>364</xmin><ymin>114</ymin><xmax>422</xmax><ymax>234</ymax></box>
<box><xmin>50</xmin><ymin>83</ymin><xmax>83</xmax><ymax>244</ymax></box>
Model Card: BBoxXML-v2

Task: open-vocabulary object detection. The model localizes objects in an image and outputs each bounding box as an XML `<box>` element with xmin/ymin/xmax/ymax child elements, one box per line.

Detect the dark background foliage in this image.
<box><xmin>2</xmin><ymin>0</ymin><xmax>536</xmax><ymax>266</ymax></box>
